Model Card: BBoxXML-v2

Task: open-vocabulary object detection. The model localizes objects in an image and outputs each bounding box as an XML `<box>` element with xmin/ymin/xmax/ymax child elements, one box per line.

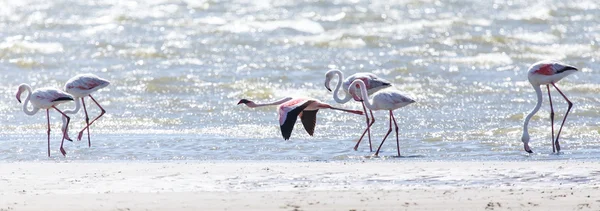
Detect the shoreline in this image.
<box><xmin>1</xmin><ymin>161</ymin><xmax>599</xmax><ymax>210</ymax></box>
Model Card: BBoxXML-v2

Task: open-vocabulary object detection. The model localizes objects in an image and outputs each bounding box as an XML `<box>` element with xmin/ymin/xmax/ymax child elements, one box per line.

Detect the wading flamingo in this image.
<box><xmin>521</xmin><ymin>60</ymin><xmax>578</xmax><ymax>153</ymax></box>
<box><xmin>61</xmin><ymin>73</ymin><xmax>110</xmax><ymax>147</ymax></box>
<box><xmin>349</xmin><ymin>79</ymin><xmax>415</xmax><ymax>157</ymax></box>
<box><xmin>237</xmin><ymin>97</ymin><xmax>364</xmax><ymax>140</ymax></box>
<box><xmin>324</xmin><ymin>69</ymin><xmax>392</xmax><ymax>151</ymax></box>
<box><xmin>16</xmin><ymin>84</ymin><xmax>74</xmax><ymax>156</ymax></box>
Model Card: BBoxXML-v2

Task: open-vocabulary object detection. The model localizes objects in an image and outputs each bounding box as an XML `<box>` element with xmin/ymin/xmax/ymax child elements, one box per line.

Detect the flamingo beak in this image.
<box><xmin>324</xmin><ymin>83</ymin><xmax>332</xmax><ymax>92</ymax></box>
<box><xmin>524</xmin><ymin>144</ymin><xmax>533</xmax><ymax>154</ymax></box>
<box><xmin>16</xmin><ymin>92</ymin><xmax>22</xmax><ymax>103</ymax></box>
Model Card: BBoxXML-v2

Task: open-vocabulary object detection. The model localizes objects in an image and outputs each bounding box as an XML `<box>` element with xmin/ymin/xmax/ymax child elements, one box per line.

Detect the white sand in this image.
<box><xmin>1</xmin><ymin>161</ymin><xmax>599</xmax><ymax>210</ymax></box>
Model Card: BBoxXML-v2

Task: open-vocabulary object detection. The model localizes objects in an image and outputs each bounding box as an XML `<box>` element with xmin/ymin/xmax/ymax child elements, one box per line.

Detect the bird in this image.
<box><xmin>349</xmin><ymin>79</ymin><xmax>415</xmax><ymax>157</ymax></box>
<box><xmin>60</xmin><ymin>73</ymin><xmax>110</xmax><ymax>147</ymax></box>
<box><xmin>521</xmin><ymin>60</ymin><xmax>578</xmax><ymax>154</ymax></box>
<box><xmin>16</xmin><ymin>84</ymin><xmax>74</xmax><ymax>157</ymax></box>
<box><xmin>324</xmin><ymin>69</ymin><xmax>392</xmax><ymax>152</ymax></box>
<box><xmin>237</xmin><ymin>97</ymin><xmax>364</xmax><ymax>140</ymax></box>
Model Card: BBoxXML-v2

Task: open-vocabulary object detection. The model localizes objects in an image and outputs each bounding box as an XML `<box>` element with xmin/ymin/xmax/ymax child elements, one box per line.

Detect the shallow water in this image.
<box><xmin>1</xmin><ymin>0</ymin><xmax>599</xmax><ymax>161</ymax></box>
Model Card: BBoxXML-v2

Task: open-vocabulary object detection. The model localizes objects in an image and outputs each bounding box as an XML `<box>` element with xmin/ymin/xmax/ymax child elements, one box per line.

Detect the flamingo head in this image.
<box><xmin>15</xmin><ymin>84</ymin><xmax>29</xmax><ymax>103</ymax></box>
<box><xmin>324</xmin><ymin>70</ymin><xmax>338</xmax><ymax>92</ymax></box>
<box><xmin>521</xmin><ymin>133</ymin><xmax>533</xmax><ymax>153</ymax></box>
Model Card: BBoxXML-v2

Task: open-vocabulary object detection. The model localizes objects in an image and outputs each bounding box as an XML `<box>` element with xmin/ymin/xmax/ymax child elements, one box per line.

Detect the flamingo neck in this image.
<box><xmin>330</xmin><ymin>70</ymin><xmax>352</xmax><ymax>104</ymax></box>
<box><xmin>247</xmin><ymin>97</ymin><xmax>293</xmax><ymax>108</ymax></box>
<box><xmin>64</xmin><ymin>97</ymin><xmax>81</xmax><ymax>114</ymax></box>
<box><xmin>61</xmin><ymin>97</ymin><xmax>81</xmax><ymax>132</ymax></box>
<box><xmin>351</xmin><ymin>80</ymin><xmax>376</xmax><ymax>110</ymax></box>
<box><xmin>522</xmin><ymin>84</ymin><xmax>543</xmax><ymax>140</ymax></box>
<box><xmin>20</xmin><ymin>85</ymin><xmax>39</xmax><ymax>116</ymax></box>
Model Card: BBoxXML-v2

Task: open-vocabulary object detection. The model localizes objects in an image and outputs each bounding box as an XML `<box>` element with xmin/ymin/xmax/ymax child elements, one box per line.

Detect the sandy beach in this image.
<box><xmin>1</xmin><ymin>160</ymin><xmax>599</xmax><ymax>210</ymax></box>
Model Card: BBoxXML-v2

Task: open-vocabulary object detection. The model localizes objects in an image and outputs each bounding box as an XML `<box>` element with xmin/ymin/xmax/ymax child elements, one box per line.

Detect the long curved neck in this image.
<box><xmin>247</xmin><ymin>97</ymin><xmax>293</xmax><ymax>108</ymax></box>
<box><xmin>354</xmin><ymin>80</ymin><xmax>376</xmax><ymax>110</ymax></box>
<box><xmin>61</xmin><ymin>97</ymin><xmax>81</xmax><ymax>132</ymax></box>
<box><xmin>331</xmin><ymin>70</ymin><xmax>352</xmax><ymax>103</ymax></box>
<box><xmin>64</xmin><ymin>97</ymin><xmax>81</xmax><ymax>114</ymax></box>
<box><xmin>522</xmin><ymin>84</ymin><xmax>543</xmax><ymax>137</ymax></box>
<box><xmin>21</xmin><ymin>85</ymin><xmax>39</xmax><ymax>116</ymax></box>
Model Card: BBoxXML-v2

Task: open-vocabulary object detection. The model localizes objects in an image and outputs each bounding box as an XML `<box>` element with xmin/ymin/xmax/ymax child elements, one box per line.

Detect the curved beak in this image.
<box><xmin>16</xmin><ymin>92</ymin><xmax>22</xmax><ymax>103</ymax></box>
<box><xmin>324</xmin><ymin>83</ymin><xmax>332</xmax><ymax>92</ymax></box>
<box><xmin>524</xmin><ymin>144</ymin><xmax>533</xmax><ymax>154</ymax></box>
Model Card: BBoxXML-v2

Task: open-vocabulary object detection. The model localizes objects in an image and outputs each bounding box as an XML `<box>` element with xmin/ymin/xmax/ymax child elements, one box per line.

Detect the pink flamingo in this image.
<box><xmin>324</xmin><ymin>69</ymin><xmax>392</xmax><ymax>151</ymax></box>
<box><xmin>16</xmin><ymin>84</ymin><xmax>74</xmax><ymax>156</ymax></box>
<box><xmin>521</xmin><ymin>60</ymin><xmax>578</xmax><ymax>153</ymax></box>
<box><xmin>349</xmin><ymin>79</ymin><xmax>415</xmax><ymax>157</ymax></box>
<box><xmin>60</xmin><ymin>73</ymin><xmax>110</xmax><ymax>147</ymax></box>
<box><xmin>237</xmin><ymin>97</ymin><xmax>364</xmax><ymax>140</ymax></box>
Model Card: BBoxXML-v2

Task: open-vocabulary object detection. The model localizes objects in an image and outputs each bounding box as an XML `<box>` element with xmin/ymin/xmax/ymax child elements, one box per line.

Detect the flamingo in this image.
<box><xmin>60</xmin><ymin>73</ymin><xmax>110</xmax><ymax>147</ymax></box>
<box><xmin>324</xmin><ymin>69</ymin><xmax>392</xmax><ymax>151</ymax></box>
<box><xmin>237</xmin><ymin>97</ymin><xmax>364</xmax><ymax>140</ymax></box>
<box><xmin>349</xmin><ymin>79</ymin><xmax>415</xmax><ymax>157</ymax></box>
<box><xmin>16</xmin><ymin>84</ymin><xmax>74</xmax><ymax>157</ymax></box>
<box><xmin>521</xmin><ymin>60</ymin><xmax>578</xmax><ymax>153</ymax></box>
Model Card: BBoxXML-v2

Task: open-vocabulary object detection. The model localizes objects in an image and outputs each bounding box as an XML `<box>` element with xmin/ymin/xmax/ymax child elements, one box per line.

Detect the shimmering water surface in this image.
<box><xmin>1</xmin><ymin>0</ymin><xmax>599</xmax><ymax>161</ymax></box>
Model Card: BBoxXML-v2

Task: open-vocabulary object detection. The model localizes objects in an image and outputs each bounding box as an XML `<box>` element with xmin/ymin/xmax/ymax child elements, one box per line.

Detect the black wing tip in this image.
<box><xmin>237</xmin><ymin>99</ymin><xmax>250</xmax><ymax>105</ymax></box>
<box><xmin>52</xmin><ymin>96</ymin><xmax>74</xmax><ymax>102</ymax></box>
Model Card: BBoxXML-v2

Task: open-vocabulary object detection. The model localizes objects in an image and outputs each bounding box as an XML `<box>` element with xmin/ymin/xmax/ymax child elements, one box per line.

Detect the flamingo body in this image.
<box><xmin>521</xmin><ymin>60</ymin><xmax>578</xmax><ymax>153</ymax></box>
<box><xmin>64</xmin><ymin>73</ymin><xmax>110</xmax><ymax>97</ymax></box>
<box><xmin>61</xmin><ymin>73</ymin><xmax>110</xmax><ymax>146</ymax></box>
<box><xmin>350</xmin><ymin>79</ymin><xmax>415</xmax><ymax>156</ymax></box>
<box><xmin>238</xmin><ymin>97</ymin><xmax>363</xmax><ymax>140</ymax></box>
<box><xmin>324</xmin><ymin>69</ymin><xmax>392</xmax><ymax>151</ymax></box>
<box><xmin>16</xmin><ymin>84</ymin><xmax>74</xmax><ymax>156</ymax></box>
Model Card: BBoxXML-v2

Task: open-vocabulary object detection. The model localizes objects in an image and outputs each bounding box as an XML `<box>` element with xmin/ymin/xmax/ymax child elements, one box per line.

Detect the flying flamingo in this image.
<box><xmin>324</xmin><ymin>69</ymin><xmax>392</xmax><ymax>151</ymax></box>
<box><xmin>237</xmin><ymin>97</ymin><xmax>364</xmax><ymax>140</ymax></box>
<box><xmin>521</xmin><ymin>60</ymin><xmax>578</xmax><ymax>153</ymax></box>
<box><xmin>349</xmin><ymin>79</ymin><xmax>415</xmax><ymax>157</ymax></box>
<box><xmin>60</xmin><ymin>73</ymin><xmax>110</xmax><ymax>147</ymax></box>
<box><xmin>16</xmin><ymin>84</ymin><xmax>74</xmax><ymax>156</ymax></box>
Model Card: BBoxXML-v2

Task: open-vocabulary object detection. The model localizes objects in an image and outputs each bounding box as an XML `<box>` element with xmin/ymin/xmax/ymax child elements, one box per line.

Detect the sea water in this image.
<box><xmin>0</xmin><ymin>0</ymin><xmax>599</xmax><ymax>161</ymax></box>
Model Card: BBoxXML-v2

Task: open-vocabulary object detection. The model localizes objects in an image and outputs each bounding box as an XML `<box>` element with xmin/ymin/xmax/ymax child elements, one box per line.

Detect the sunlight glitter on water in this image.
<box><xmin>0</xmin><ymin>0</ymin><xmax>599</xmax><ymax>161</ymax></box>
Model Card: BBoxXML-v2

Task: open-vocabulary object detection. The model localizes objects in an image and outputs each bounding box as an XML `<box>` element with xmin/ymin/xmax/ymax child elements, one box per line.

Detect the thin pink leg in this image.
<box><xmin>552</xmin><ymin>83</ymin><xmax>573</xmax><ymax>153</ymax></box>
<box><xmin>46</xmin><ymin>109</ymin><xmax>51</xmax><ymax>157</ymax></box>
<box><xmin>374</xmin><ymin>110</ymin><xmax>393</xmax><ymax>156</ymax></box>
<box><xmin>354</xmin><ymin>103</ymin><xmax>375</xmax><ymax>151</ymax></box>
<box><xmin>81</xmin><ymin>97</ymin><xmax>91</xmax><ymax>147</ymax></box>
<box><xmin>53</xmin><ymin>106</ymin><xmax>70</xmax><ymax>156</ymax></box>
<box><xmin>78</xmin><ymin>95</ymin><xmax>105</xmax><ymax>142</ymax></box>
<box><xmin>391</xmin><ymin>111</ymin><xmax>400</xmax><ymax>157</ymax></box>
<box><xmin>547</xmin><ymin>85</ymin><xmax>556</xmax><ymax>153</ymax></box>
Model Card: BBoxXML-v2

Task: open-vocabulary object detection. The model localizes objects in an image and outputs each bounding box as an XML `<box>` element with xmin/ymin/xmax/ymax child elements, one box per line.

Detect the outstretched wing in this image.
<box><xmin>300</xmin><ymin>110</ymin><xmax>319</xmax><ymax>136</ymax></box>
<box><xmin>279</xmin><ymin>99</ymin><xmax>314</xmax><ymax>140</ymax></box>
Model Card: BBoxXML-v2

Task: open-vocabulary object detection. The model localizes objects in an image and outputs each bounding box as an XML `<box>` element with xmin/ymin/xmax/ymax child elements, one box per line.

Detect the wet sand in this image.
<box><xmin>1</xmin><ymin>161</ymin><xmax>599</xmax><ymax>210</ymax></box>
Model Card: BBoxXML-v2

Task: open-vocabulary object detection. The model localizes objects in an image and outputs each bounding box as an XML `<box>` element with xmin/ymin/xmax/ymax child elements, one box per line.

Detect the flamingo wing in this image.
<box><xmin>300</xmin><ymin>110</ymin><xmax>319</xmax><ymax>136</ymax></box>
<box><xmin>279</xmin><ymin>100</ymin><xmax>314</xmax><ymax>140</ymax></box>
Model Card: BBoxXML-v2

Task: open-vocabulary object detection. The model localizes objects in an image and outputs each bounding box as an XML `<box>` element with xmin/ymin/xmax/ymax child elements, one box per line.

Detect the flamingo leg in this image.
<box><xmin>354</xmin><ymin>103</ymin><xmax>375</xmax><ymax>151</ymax></box>
<box><xmin>391</xmin><ymin>111</ymin><xmax>400</xmax><ymax>157</ymax></box>
<box><xmin>53</xmin><ymin>106</ymin><xmax>70</xmax><ymax>156</ymax></box>
<box><xmin>46</xmin><ymin>109</ymin><xmax>51</xmax><ymax>157</ymax></box>
<box><xmin>374</xmin><ymin>110</ymin><xmax>393</xmax><ymax>156</ymax></box>
<box><xmin>77</xmin><ymin>94</ymin><xmax>106</xmax><ymax>142</ymax></box>
<box><xmin>81</xmin><ymin>97</ymin><xmax>92</xmax><ymax>147</ymax></box>
<box><xmin>546</xmin><ymin>85</ymin><xmax>556</xmax><ymax>153</ymax></box>
<box><xmin>552</xmin><ymin>83</ymin><xmax>573</xmax><ymax>153</ymax></box>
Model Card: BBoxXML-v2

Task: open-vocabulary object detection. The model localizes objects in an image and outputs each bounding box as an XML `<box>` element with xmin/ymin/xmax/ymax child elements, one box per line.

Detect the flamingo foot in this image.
<box><xmin>353</xmin><ymin>146</ymin><xmax>359</xmax><ymax>151</ymax></box>
<box><xmin>60</xmin><ymin>147</ymin><xmax>67</xmax><ymax>156</ymax></box>
<box><xmin>77</xmin><ymin>131</ymin><xmax>84</xmax><ymax>141</ymax></box>
<box><xmin>555</xmin><ymin>141</ymin><xmax>561</xmax><ymax>153</ymax></box>
<box><xmin>524</xmin><ymin>144</ymin><xmax>533</xmax><ymax>154</ymax></box>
